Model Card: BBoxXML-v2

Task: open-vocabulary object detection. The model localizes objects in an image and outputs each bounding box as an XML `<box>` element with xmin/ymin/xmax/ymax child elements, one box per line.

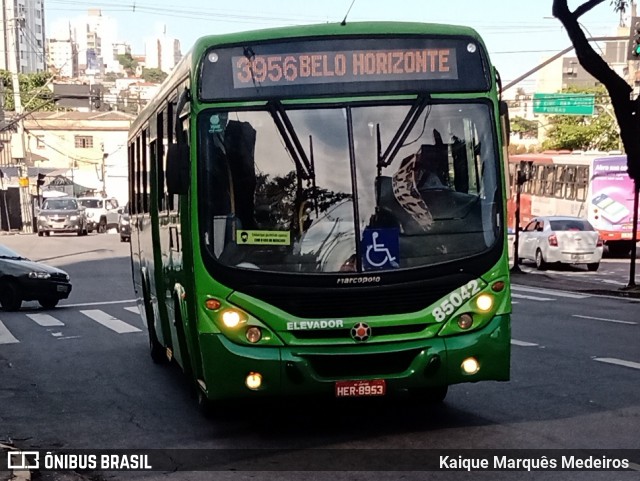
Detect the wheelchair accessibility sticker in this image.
<box><xmin>362</xmin><ymin>228</ymin><xmax>399</xmax><ymax>270</ymax></box>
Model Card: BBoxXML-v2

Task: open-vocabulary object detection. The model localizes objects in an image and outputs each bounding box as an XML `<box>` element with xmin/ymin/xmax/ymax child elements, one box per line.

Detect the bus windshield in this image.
<box><xmin>199</xmin><ymin>101</ymin><xmax>500</xmax><ymax>274</ymax></box>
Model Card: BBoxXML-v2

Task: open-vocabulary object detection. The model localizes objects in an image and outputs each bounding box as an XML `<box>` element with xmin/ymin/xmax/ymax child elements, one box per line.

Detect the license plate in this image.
<box><xmin>571</xmin><ymin>254</ymin><xmax>586</xmax><ymax>260</ymax></box>
<box><xmin>57</xmin><ymin>285</ymin><xmax>68</xmax><ymax>292</ymax></box>
<box><xmin>335</xmin><ymin>379</ymin><xmax>386</xmax><ymax>397</ymax></box>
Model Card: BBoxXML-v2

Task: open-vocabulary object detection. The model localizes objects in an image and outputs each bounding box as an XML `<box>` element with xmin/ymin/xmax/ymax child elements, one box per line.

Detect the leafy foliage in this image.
<box><xmin>0</xmin><ymin>70</ymin><xmax>56</xmax><ymax>111</ymax></box>
<box><xmin>141</xmin><ymin>68</ymin><xmax>168</xmax><ymax>84</ymax></box>
<box><xmin>117</xmin><ymin>53</ymin><xmax>138</xmax><ymax>72</ymax></box>
<box><xmin>542</xmin><ymin>86</ymin><xmax>620</xmax><ymax>151</ymax></box>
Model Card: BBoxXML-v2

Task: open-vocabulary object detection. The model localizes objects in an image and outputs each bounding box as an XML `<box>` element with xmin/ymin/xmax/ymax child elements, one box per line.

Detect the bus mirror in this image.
<box><xmin>166</xmin><ymin>143</ymin><xmax>190</xmax><ymax>195</ymax></box>
<box><xmin>499</xmin><ymin>100</ymin><xmax>510</xmax><ymax>146</ymax></box>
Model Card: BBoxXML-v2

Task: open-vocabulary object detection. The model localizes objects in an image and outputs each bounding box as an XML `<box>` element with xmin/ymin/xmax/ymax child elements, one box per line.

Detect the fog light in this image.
<box><xmin>221</xmin><ymin>310</ymin><xmax>241</xmax><ymax>328</ymax></box>
<box><xmin>205</xmin><ymin>298</ymin><xmax>221</xmax><ymax>310</ymax></box>
<box><xmin>245</xmin><ymin>372</ymin><xmax>262</xmax><ymax>390</ymax></box>
<box><xmin>457</xmin><ymin>313</ymin><xmax>473</xmax><ymax>330</ymax></box>
<box><xmin>461</xmin><ymin>357</ymin><xmax>480</xmax><ymax>375</ymax></box>
<box><xmin>476</xmin><ymin>294</ymin><xmax>493</xmax><ymax>312</ymax></box>
<box><xmin>245</xmin><ymin>326</ymin><xmax>262</xmax><ymax>343</ymax></box>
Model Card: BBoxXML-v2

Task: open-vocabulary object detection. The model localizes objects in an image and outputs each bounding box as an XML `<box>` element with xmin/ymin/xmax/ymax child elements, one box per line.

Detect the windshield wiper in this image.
<box><xmin>267</xmin><ymin>101</ymin><xmax>314</xmax><ymax>180</ymax></box>
<box><xmin>376</xmin><ymin>95</ymin><xmax>430</xmax><ymax>175</ymax></box>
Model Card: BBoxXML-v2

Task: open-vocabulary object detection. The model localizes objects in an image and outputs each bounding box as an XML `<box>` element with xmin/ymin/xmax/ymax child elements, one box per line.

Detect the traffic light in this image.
<box><xmin>629</xmin><ymin>17</ymin><xmax>640</xmax><ymax>60</ymax></box>
<box><xmin>37</xmin><ymin>173</ymin><xmax>46</xmax><ymax>187</ymax></box>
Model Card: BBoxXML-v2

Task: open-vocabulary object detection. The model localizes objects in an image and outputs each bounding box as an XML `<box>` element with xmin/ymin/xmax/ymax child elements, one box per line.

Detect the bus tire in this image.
<box><xmin>142</xmin><ymin>282</ymin><xmax>166</xmax><ymax>365</ymax></box>
<box><xmin>412</xmin><ymin>385</ymin><xmax>448</xmax><ymax>404</ymax></box>
<box><xmin>196</xmin><ymin>389</ymin><xmax>217</xmax><ymax>418</ymax></box>
<box><xmin>535</xmin><ymin>249</ymin><xmax>547</xmax><ymax>271</ymax></box>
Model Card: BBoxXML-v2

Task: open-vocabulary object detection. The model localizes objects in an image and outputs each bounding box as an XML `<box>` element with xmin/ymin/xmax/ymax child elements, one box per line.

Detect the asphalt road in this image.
<box><xmin>1</xmin><ymin>233</ymin><xmax>639</xmax><ymax>481</ymax></box>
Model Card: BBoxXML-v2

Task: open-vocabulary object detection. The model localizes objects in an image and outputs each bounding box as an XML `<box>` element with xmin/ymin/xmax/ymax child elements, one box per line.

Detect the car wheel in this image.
<box><xmin>39</xmin><ymin>298</ymin><xmax>59</xmax><ymax>309</ymax></box>
<box><xmin>412</xmin><ymin>385</ymin><xmax>448</xmax><ymax>404</ymax></box>
<box><xmin>38</xmin><ymin>231</ymin><xmax>43</xmax><ymax>237</ymax></box>
<box><xmin>587</xmin><ymin>262</ymin><xmax>600</xmax><ymax>272</ymax></box>
<box><xmin>0</xmin><ymin>281</ymin><xmax>22</xmax><ymax>311</ymax></box>
<box><xmin>45</xmin><ymin>231</ymin><xmax>50</xmax><ymax>237</ymax></box>
<box><xmin>98</xmin><ymin>218</ymin><xmax>107</xmax><ymax>233</ymax></box>
<box><xmin>535</xmin><ymin>249</ymin><xmax>547</xmax><ymax>271</ymax></box>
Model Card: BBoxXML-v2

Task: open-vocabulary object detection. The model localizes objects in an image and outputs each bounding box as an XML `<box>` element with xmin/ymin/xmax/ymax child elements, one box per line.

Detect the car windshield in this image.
<box><xmin>550</xmin><ymin>219</ymin><xmax>593</xmax><ymax>231</ymax></box>
<box><xmin>199</xmin><ymin>101</ymin><xmax>500</xmax><ymax>273</ymax></box>
<box><xmin>42</xmin><ymin>199</ymin><xmax>79</xmax><ymax>210</ymax></box>
<box><xmin>78</xmin><ymin>199</ymin><xmax>101</xmax><ymax>209</ymax></box>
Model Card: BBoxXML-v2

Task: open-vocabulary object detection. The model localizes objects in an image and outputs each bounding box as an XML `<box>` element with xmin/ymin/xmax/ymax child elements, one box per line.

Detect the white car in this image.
<box><xmin>77</xmin><ymin>197</ymin><xmax>120</xmax><ymax>233</ymax></box>
<box><xmin>518</xmin><ymin>216</ymin><xmax>603</xmax><ymax>271</ymax></box>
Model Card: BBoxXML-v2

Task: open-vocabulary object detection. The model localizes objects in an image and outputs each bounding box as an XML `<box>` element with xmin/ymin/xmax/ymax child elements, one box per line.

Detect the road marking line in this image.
<box><xmin>56</xmin><ymin>336</ymin><xmax>81</xmax><ymax>340</ymax></box>
<box><xmin>0</xmin><ymin>321</ymin><xmax>19</xmax><ymax>344</ymax></box>
<box><xmin>123</xmin><ymin>306</ymin><xmax>139</xmax><ymax>314</ymax></box>
<box><xmin>594</xmin><ymin>357</ymin><xmax>640</xmax><ymax>370</ymax></box>
<box><xmin>512</xmin><ymin>285</ymin><xmax>589</xmax><ymax>299</ymax></box>
<box><xmin>63</xmin><ymin>299</ymin><xmax>137</xmax><ymax>308</ymax></box>
<box><xmin>80</xmin><ymin>310</ymin><xmax>142</xmax><ymax>334</ymax></box>
<box><xmin>511</xmin><ymin>339</ymin><xmax>539</xmax><ymax>347</ymax></box>
<box><xmin>573</xmin><ymin>314</ymin><xmax>636</xmax><ymax>325</ymax></box>
<box><xmin>26</xmin><ymin>313</ymin><xmax>64</xmax><ymax>327</ymax></box>
<box><xmin>512</xmin><ymin>293</ymin><xmax>555</xmax><ymax>301</ymax></box>
<box><xmin>628</xmin><ymin>462</ymin><xmax>640</xmax><ymax>471</ymax></box>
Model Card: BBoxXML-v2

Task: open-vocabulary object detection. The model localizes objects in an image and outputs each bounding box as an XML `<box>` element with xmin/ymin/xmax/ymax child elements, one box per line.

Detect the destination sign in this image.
<box><xmin>231</xmin><ymin>48</ymin><xmax>457</xmax><ymax>88</ymax></box>
<box><xmin>200</xmin><ymin>37</ymin><xmax>490</xmax><ymax>101</ymax></box>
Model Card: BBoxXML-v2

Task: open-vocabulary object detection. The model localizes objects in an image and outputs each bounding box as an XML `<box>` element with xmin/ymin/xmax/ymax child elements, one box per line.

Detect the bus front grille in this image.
<box><xmin>240</xmin><ymin>275</ymin><xmax>471</xmax><ymax>318</ymax></box>
<box><xmin>301</xmin><ymin>349</ymin><xmax>422</xmax><ymax>378</ymax></box>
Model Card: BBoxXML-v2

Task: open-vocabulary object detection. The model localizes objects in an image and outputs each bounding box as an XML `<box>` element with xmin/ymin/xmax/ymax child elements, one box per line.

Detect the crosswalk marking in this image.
<box><xmin>511</xmin><ymin>285</ymin><xmax>589</xmax><ymax>299</ymax></box>
<box><xmin>0</xmin><ymin>320</ymin><xmax>19</xmax><ymax>344</ymax></box>
<box><xmin>26</xmin><ymin>313</ymin><xmax>64</xmax><ymax>327</ymax></box>
<box><xmin>512</xmin><ymin>293</ymin><xmax>555</xmax><ymax>301</ymax></box>
<box><xmin>594</xmin><ymin>357</ymin><xmax>640</xmax><ymax>370</ymax></box>
<box><xmin>124</xmin><ymin>306</ymin><xmax>139</xmax><ymax>314</ymax></box>
<box><xmin>80</xmin><ymin>309</ymin><xmax>142</xmax><ymax>334</ymax></box>
<box><xmin>573</xmin><ymin>314</ymin><xmax>636</xmax><ymax>325</ymax></box>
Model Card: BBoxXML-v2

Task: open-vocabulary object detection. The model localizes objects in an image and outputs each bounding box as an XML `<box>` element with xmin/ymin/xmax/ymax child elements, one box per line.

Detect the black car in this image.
<box><xmin>118</xmin><ymin>202</ymin><xmax>130</xmax><ymax>242</ymax></box>
<box><xmin>0</xmin><ymin>244</ymin><xmax>72</xmax><ymax>310</ymax></box>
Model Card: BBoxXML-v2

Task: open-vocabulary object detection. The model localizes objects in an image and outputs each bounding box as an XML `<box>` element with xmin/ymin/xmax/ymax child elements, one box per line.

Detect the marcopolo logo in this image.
<box><xmin>7</xmin><ymin>451</ymin><xmax>39</xmax><ymax>469</ymax></box>
<box><xmin>336</xmin><ymin>276</ymin><xmax>381</xmax><ymax>285</ymax></box>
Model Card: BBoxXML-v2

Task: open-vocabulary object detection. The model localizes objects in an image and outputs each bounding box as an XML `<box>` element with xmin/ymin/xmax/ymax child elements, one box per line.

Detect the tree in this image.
<box><xmin>117</xmin><ymin>53</ymin><xmax>138</xmax><ymax>74</ymax></box>
<box><xmin>552</xmin><ymin>1</ymin><xmax>637</xmax><ymax>180</ymax></box>
<box><xmin>511</xmin><ymin>116</ymin><xmax>539</xmax><ymax>139</ymax></box>
<box><xmin>141</xmin><ymin>68</ymin><xmax>168</xmax><ymax>84</ymax></box>
<box><xmin>0</xmin><ymin>71</ymin><xmax>56</xmax><ymax>112</ymax></box>
<box><xmin>542</xmin><ymin>86</ymin><xmax>620</xmax><ymax>151</ymax></box>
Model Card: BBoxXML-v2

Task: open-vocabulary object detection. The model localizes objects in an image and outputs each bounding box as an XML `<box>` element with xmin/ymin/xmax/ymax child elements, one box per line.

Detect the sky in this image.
<box><xmin>45</xmin><ymin>0</ymin><xmax>626</xmax><ymax>90</ymax></box>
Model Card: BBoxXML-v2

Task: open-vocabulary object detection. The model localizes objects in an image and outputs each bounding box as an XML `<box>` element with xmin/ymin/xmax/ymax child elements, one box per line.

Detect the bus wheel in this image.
<box><xmin>148</xmin><ymin>327</ymin><xmax>166</xmax><ymax>364</ymax></box>
<box><xmin>535</xmin><ymin>249</ymin><xmax>547</xmax><ymax>271</ymax></box>
<box><xmin>196</xmin><ymin>389</ymin><xmax>217</xmax><ymax>418</ymax></box>
<box><xmin>412</xmin><ymin>385</ymin><xmax>448</xmax><ymax>404</ymax></box>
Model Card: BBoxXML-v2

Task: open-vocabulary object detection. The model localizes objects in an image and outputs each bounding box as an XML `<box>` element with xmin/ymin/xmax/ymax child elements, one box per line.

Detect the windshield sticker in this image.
<box><xmin>237</xmin><ymin>230</ymin><xmax>291</xmax><ymax>246</ymax></box>
<box><xmin>361</xmin><ymin>228</ymin><xmax>400</xmax><ymax>270</ymax></box>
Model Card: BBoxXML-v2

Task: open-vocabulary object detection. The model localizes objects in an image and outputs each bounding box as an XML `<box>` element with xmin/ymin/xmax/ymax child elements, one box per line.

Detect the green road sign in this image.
<box><xmin>533</xmin><ymin>93</ymin><xmax>595</xmax><ymax>116</ymax></box>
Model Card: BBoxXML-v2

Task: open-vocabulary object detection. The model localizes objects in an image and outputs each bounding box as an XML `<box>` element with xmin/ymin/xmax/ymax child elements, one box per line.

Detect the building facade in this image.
<box><xmin>0</xmin><ymin>0</ymin><xmax>46</xmax><ymax>73</ymax></box>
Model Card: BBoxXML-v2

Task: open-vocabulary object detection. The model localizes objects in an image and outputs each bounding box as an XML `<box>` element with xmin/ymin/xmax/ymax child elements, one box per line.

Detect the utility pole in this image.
<box><xmin>7</xmin><ymin>16</ymin><xmax>32</xmax><ymax>233</ymax></box>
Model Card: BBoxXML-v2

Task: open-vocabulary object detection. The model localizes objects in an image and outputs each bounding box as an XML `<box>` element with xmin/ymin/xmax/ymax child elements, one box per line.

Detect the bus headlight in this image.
<box><xmin>462</xmin><ymin>357</ymin><xmax>480</xmax><ymax>375</ymax></box>
<box><xmin>221</xmin><ymin>310</ymin><xmax>242</xmax><ymax>328</ymax></box>
<box><xmin>476</xmin><ymin>294</ymin><xmax>493</xmax><ymax>312</ymax></box>
<box><xmin>245</xmin><ymin>372</ymin><xmax>262</xmax><ymax>390</ymax></box>
<box><xmin>245</xmin><ymin>326</ymin><xmax>262</xmax><ymax>343</ymax></box>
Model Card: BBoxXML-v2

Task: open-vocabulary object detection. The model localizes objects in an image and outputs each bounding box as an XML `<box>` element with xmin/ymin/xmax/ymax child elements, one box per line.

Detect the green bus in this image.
<box><xmin>127</xmin><ymin>21</ymin><xmax>511</xmax><ymax>409</ymax></box>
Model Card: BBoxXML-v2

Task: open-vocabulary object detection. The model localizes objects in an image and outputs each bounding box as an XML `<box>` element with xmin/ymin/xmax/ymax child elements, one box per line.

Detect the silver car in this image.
<box><xmin>518</xmin><ymin>215</ymin><xmax>603</xmax><ymax>271</ymax></box>
<box><xmin>37</xmin><ymin>197</ymin><xmax>88</xmax><ymax>237</ymax></box>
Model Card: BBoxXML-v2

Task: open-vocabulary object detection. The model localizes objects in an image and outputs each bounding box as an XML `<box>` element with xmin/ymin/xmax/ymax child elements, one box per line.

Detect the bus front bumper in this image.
<box><xmin>198</xmin><ymin>315</ymin><xmax>510</xmax><ymax>401</ymax></box>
